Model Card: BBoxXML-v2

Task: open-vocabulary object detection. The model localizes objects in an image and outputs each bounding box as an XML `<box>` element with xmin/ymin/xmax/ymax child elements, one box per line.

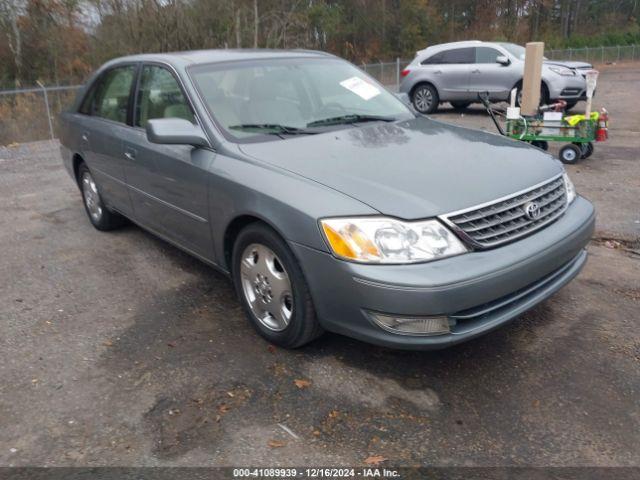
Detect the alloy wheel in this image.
<box><xmin>240</xmin><ymin>243</ymin><xmax>293</xmax><ymax>332</ymax></box>
<box><xmin>414</xmin><ymin>87</ymin><xmax>433</xmax><ymax>112</ymax></box>
<box><xmin>82</xmin><ymin>172</ymin><xmax>103</xmax><ymax>222</ymax></box>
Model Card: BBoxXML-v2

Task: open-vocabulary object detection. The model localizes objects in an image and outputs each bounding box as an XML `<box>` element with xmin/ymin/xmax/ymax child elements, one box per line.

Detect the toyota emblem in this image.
<box><xmin>523</xmin><ymin>201</ymin><xmax>541</xmax><ymax>220</ymax></box>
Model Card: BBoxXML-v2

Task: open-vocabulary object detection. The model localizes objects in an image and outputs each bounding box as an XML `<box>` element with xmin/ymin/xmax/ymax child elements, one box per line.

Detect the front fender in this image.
<box><xmin>207</xmin><ymin>150</ymin><xmax>378</xmax><ymax>270</ymax></box>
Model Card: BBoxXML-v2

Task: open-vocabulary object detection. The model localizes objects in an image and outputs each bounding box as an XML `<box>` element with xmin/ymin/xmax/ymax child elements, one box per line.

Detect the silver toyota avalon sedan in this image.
<box><xmin>400</xmin><ymin>40</ymin><xmax>592</xmax><ymax>114</ymax></box>
<box><xmin>59</xmin><ymin>49</ymin><xmax>595</xmax><ymax>350</ymax></box>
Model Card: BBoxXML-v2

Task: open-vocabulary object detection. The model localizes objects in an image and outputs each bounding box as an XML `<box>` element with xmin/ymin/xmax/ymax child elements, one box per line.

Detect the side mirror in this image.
<box><xmin>146</xmin><ymin>118</ymin><xmax>209</xmax><ymax>147</ymax></box>
<box><xmin>394</xmin><ymin>92</ymin><xmax>411</xmax><ymax>106</ymax></box>
<box><xmin>496</xmin><ymin>55</ymin><xmax>510</xmax><ymax>66</ymax></box>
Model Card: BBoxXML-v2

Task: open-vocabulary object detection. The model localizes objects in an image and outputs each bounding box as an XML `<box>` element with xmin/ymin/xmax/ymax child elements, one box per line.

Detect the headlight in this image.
<box><xmin>563</xmin><ymin>172</ymin><xmax>577</xmax><ymax>204</ymax></box>
<box><xmin>320</xmin><ymin>217</ymin><xmax>467</xmax><ymax>264</ymax></box>
<box><xmin>549</xmin><ymin>66</ymin><xmax>575</xmax><ymax>76</ymax></box>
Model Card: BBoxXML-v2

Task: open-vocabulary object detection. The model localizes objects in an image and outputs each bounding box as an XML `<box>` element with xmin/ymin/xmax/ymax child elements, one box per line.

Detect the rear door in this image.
<box><xmin>427</xmin><ymin>48</ymin><xmax>473</xmax><ymax>100</ymax></box>
<box><xmin>76</xmin><ymin>65</ymin><xmax>137</xmax><ymax>215</ymax></box>
<box><xmin>120</xmin><ymin>63</ymin><xmax>215</xmax><ymax>259</ymax></box>
<box><xmin>470</xmin><ymin>47</ymin><xmax>520</xmax><ymax>100</ymax></box>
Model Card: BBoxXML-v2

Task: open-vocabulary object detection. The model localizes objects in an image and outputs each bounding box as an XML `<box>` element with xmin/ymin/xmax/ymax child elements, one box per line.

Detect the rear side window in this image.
<box><xmin>421</xmin><ymin>48</ymin><xmax>474</xmax><ymax>65</ymax></box>
<box><xmin>475</xmin><ymin>47</ymin><xmax>502</xmax><ymax>64</ymax></box>
<box><xmin>441</xmin><ymin>48</ymin><xmax>474</xmax><ymax>64</ymax></box>
<box><xmin>135</xmin><ymin>65</ymin><xmax>195</xmax><ymax>127</ymax></box>
<box><xmin>81</xmin><ymin>66</ymin><xmax>136</xmax><ymax>124</ymax></box>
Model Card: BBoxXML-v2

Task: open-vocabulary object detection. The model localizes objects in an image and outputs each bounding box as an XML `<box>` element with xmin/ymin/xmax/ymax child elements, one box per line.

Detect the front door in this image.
<box><xmin>121</xmin><ymin>64</ymin><xmax>215</xmax><ymax>259</ymax></box>
<box><xmin>470</xmin><ymin>47</ymin><xmax>520</xmax><ymax>100</ymax></box>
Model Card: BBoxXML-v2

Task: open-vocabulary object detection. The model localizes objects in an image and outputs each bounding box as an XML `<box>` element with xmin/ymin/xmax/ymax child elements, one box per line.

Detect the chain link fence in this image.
<box><xmin>1</xmin><ymin>45</ymin><xmax>638</xmax><ymax>145</ymax></box>
<box><xmin>0</xmin><ymin>84</ymin><xmax>82</xmax><ymax>145</ymax></box>
<box><xmin>546</xmin><ymin>44</ymin><xmax>639</xmax><ymax>64</ymax></box>
<box><xmin>360</xmin><ymin>58</ymin><xmax>413</xmax><ymax>91</ymax></box>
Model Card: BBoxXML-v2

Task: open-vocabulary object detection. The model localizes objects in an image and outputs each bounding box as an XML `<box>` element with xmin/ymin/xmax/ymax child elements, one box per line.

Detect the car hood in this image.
<box><xmin>238</xmin><ymin>117</ymin><xmax>564</xmax><ymax>219</ymax></box>
<box><xmin>544</xmin><ymin>60</ymin><xmax>593</xmax><ymax>70</ymax></box>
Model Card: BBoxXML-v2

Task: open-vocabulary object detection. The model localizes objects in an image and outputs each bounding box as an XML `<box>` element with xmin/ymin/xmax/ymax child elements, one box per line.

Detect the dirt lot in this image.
<box><xmin>0</xmin><ymin>64</ymin><xmax>638</xmax><ymax>469</ymax></box>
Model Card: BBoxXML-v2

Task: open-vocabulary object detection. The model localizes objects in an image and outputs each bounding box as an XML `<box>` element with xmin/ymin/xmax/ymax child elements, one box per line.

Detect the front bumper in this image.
<box><xmin>291</xmin><ymin>197</ymin><xmax>595</xmax><ymax>350</ymax></box>
<box><xmin>546</xmin><ymin>74</ymin><xmax>587</xmax><ymax>101</ymax></box>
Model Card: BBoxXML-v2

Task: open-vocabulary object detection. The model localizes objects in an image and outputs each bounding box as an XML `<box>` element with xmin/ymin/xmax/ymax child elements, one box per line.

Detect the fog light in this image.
<box><xmin>369</xmin><ymin>312</ymin><xmax>451</xmax><ymax>336</ymax></box>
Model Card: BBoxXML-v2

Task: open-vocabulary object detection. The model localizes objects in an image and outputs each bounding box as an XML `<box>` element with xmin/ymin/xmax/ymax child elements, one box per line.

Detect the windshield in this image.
<box><xmin>190</xmin><ymin>57</ymin><xmax>413</xmax><ymax>141</ymax></box>
<box><xmin>499</xmin><ymin>43</ymin><xmax>526</xmax><ymax>60</ymax></box>
<box><xmin>499</xmin><ymin>43</ymin><xmax>548</xmax><ymax>61</ymax></box>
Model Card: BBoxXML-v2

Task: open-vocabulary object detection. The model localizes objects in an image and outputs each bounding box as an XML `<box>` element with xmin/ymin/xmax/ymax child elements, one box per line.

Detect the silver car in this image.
<box><xmin>400</xmin><ymin>41</ymin><xmax>592</xmax><ymax>114</ymax></box>
<box><xmin>59</xmin><ymin>50</ymin><xmax>594</xmax><ymax>350</ymax></box>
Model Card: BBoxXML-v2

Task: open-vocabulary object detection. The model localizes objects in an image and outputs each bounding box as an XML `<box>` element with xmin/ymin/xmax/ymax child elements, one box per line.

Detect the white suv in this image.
<box><xmin>399</xmin><ymin>40</ymin><xmax>591</xmax><ymax>114</ymax></box>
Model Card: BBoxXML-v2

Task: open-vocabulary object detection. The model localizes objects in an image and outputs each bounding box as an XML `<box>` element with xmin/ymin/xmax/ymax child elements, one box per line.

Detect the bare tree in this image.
<box><xmin>0</xmin><ymin>0</ymin><xmax>24</xmax><ymax>87</ymax></box>
<box><xmin>253</xmin><ymin>0</ymin><xmax>258</xmax><ymax>47</ymax></box>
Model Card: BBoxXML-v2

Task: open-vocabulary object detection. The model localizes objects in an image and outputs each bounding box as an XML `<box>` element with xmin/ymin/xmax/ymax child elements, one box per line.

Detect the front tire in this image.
<box><xmin>78</xmin><ymin>163</ymin><xmax>125</xmax><ymax>231</ymax></box>
<box><xmin>564</xmin><ymin>100</ymin><xmax>578</xmax><ymax>111</ymax></box>
<box><xmin>232</xmin><ymin>223</ymin><xmax>323</xmax><ymax>348</ymax></box>
<box><xmin>411</xmin><ymin>83</ymin><xmax>439</xmax><ymax>114</ymax></box>
<box><xmin>515</xmin><ymin>83</ymin><xmax>549</xmax><ymax>108</ymax></box>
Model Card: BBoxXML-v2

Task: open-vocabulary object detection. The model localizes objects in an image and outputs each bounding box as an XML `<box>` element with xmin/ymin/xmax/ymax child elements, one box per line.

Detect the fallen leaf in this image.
<box><xmin>167</xmin><ymin>342</ymin><xmax>176</xmax><ymax>348</ymax></box>
<box><xmin>103</xmin><ymin>340</ymin><xmax>113</xmax><ymax>347</ymax></box>
<box><xmin>294</xmin><ymin>379</ymin><xmax>311</xmax><ymax>389</ymax></box>
<box><xmin>532</xmin><ymin>399</ymin><xmax>541</xmax><ymax>408</ymax></box>
<box><xmin>364</xmin><ymin>455</ymin><xmax>387</xmax><ymax>466</ymax></box>
<box><xmin>328</xmin><ymin>410</ymin><xmax>339</xmax><ymax>418</ymax></box>
<box><xmin>227</xmin><ymin>391</ymin><xmax>235</xmax><ymax>398</ymax></box>
<box><xmin>312</xmin><ymin>430</ymin><xmax>321</xmax><ymax>436</ymax></box>
<box><xmin>267</xmin><ymin>345</ymin><xmax>276</xmax><ymax>354</ymax></box>
<box><xmin>218</xmin><ymin>404</ymin><xmax>231</xmax><ymax>414</ymax></box>
<box><xmin>268</xmin><ymin>439</ymin><xmax>286</xmax><ymax>448</ymax></box>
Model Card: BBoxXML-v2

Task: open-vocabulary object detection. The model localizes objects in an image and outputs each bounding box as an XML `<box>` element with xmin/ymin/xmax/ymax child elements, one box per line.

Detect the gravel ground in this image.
<box><xmin>0</xmin><ymin>64</ymin><xmax>638</xmax><ymax>469</ymax></box>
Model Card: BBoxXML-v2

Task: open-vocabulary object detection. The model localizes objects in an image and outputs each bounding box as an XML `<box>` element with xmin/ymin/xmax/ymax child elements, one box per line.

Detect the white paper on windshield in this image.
<box><xmin>339</xmin><ymin>76</ymin><xmax>381</xmax><ymax>100</ymax></box>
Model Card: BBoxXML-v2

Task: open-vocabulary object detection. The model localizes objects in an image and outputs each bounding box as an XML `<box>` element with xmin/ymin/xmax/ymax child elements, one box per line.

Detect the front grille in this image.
<box><xmin>443</xmin><ymin>175</ymin><xmax>568</xmax><ymax>249</ymax></box>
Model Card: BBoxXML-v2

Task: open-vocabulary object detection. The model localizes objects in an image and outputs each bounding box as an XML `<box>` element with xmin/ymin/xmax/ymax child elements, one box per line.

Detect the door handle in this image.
<box><xmin>124</xmin><ymin>149</ymin><xmax>136</xmax><ymax>161</ymax></box>
<box><xmin>471</xmin><ymin>69</ymin><xmax>481</xmax><ymax>74</ymax></box>
<box><xmin>81</xmin><ymin>132</ymin><xmax>89</xmax><ymax>142</ymax></box>
<box><xmin>434</xmin><ymin>70</ymin><xmax>442</xmax><ymax>74</ymax></box>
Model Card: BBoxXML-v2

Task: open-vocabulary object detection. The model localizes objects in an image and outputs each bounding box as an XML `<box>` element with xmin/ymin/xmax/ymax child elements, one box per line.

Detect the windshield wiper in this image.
<box><xmin>228</xmin><ymin>123</ymin><xmax>317</xmax><ymax>135</ymax></box>
<box><xmin>307</xmin><ymin>114</ymin><xmax>396</xmax><ymax>128</ymax></box>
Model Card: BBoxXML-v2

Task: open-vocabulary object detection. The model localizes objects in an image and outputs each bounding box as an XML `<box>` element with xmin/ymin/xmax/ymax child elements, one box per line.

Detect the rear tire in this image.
<box><xmin>411</xmin><ymin>83</ymin><xmax>439</xmax><ymax>114</ymax></box>
<box><xmin>78</xmin><ymin>163</ymin><xmax>126</xmax><ymax>231</ymax></box>
<box><xmin>232</xmin><ymin>222</ymin><xmax>323</xmax><ymax>348</ymax></box>
<box><xmin>450</xmin><ymin>101</ymin><xmax>471</xmax><ymax>110</ymax></box>
<box><xmin>559</xmin><ymin>144</ymin><xmax>582</xmax><ymax>164</ymax></box>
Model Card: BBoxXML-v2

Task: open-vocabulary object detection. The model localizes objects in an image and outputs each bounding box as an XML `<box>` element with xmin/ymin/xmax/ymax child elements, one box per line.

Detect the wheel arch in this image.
<box><xmin>222</xmin><ymin>213</ymin><xmax>291</xmax><ymax>275</ymax></box>
<box><xmin>410</xmin><ymin>80</ymin><xmax>439</xmax><ymax>98</ymax></box>
<box><xmin>72</xmin><ymin>153</ymin><xmax>85</xmax><ymax>187</ymax></box>
<box><xmin>512</xmin><ymin>78</ymin><xmax>550</xmax><ymax>101</ymax></box>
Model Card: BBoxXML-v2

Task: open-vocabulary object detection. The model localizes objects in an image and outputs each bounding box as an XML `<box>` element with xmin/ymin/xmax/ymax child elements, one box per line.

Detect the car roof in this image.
<box><xmin>414</xmin><ymin>40</ymin><xmax>513</xmax><ymax>59</ymax></box>
<box><xmin>101</xmin><ymin>49</ymin><xmax>335</xmax><ymax>70</ymax></box>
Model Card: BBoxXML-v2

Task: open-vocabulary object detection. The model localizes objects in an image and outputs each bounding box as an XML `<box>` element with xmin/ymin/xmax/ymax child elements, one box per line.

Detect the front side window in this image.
<box><xmin>475</xmin><ymin>47</ymin><xmax>502</xmax><ymax>64</ymax></box>
<box><xmin>190</xmin><ymin>58</ymin><xmax>413</xmax><ymax>141</ymax></box>
<box><xmin>135</xmin><ymin>65</ymin><xmax>195</xmax><ymax>127</ymax></box>
<box><xmin>499</xmin><ymin>43</ymin><xmax>526</xmax><ymax>60</ymax></box>
<box><xmin>81</xmin><ymin>66</ymin><xmax>136</xmax><ymax>123</ymax></box>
